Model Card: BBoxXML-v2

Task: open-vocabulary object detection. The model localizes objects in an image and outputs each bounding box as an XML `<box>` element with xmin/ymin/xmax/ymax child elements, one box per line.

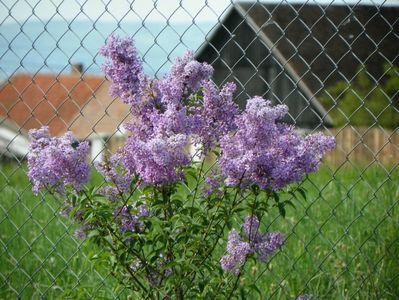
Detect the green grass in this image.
<box><xmin>0</xmin><ymin>162</ymin><xmax>398</xmax><ymax>299</ymax></box>
<box><xmin>0</xmin><ymin>163</ymin><xmax>123</xmax><ymax>299</ymax></box>
<box><xmin>249</xmin><ymin>164</ymin><xmax>399</xmax><ymax>299</ymax></box>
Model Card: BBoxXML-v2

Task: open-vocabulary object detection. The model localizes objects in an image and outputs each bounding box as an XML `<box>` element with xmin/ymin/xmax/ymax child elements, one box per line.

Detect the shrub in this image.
<box><xmin>27</xmin><ymin>35</ymin><xmax>335</xmax><ymax>299</ymax></box>
<box><xmin>320</xmin><ymin>64</ymin><xmax>399</xmax><ymax>128</ymax></box>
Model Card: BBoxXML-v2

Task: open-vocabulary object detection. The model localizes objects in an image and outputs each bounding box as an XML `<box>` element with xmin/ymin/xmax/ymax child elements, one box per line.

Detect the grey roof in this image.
<box><xmin>196</xmin><ymin>2</ymin><xmax>399</xmax><ymax>125</ymax></box>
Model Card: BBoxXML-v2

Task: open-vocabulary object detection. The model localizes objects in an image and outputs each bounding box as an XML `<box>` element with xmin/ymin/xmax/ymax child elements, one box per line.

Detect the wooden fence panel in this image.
<box><xmin>324</xmin><ymin>127</ymin><xmax>399</xmax><ymax>166</ymax></box>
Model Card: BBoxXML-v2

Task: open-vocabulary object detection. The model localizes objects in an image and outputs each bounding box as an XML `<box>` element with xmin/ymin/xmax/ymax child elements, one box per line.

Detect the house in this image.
<box><xmin>195</xmin><ymin>2</ymin><xmax>399</xmax><ymax>129</ymax></box>
<box><xmin>0</xmin><ymin>64</ymin><xmax>130</xmax><ymax>161</ymax></box>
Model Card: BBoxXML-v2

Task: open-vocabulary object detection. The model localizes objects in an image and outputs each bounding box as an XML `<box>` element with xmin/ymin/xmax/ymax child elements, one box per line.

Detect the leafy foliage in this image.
<box><xmin>55</xmin><ymin>169</ymin><xmax>312</xmax><ymax>299</ymax></box>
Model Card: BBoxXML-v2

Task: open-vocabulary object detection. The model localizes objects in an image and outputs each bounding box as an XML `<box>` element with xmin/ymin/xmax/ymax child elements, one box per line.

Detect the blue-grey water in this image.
<box><xmin>0</xmin><ymin>20</ymin><xmax>214</xmax><ymax>80</ymax></box>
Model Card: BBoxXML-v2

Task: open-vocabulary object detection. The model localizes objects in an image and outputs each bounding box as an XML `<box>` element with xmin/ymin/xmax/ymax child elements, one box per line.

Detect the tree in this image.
<box><xmin>320</xmin><ymin>64</ymin><xmax>399</xmax><ymax>129</ymax></box>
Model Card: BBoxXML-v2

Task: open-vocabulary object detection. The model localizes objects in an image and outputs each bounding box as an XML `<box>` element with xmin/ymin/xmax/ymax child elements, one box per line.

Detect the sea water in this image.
<box><xmin>0</xmin><ymin>19</ymin><xmax>213</xmax><ymax>80</ymax></box>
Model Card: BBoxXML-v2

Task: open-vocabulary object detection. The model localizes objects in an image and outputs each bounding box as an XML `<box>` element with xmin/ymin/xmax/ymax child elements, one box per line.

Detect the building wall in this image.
<box><xmin>69</xmin><ymin>80</ymin><xmax>130</xmax><ymax>140</ymax></box>
<box><xmin>67</xmin><ymin>80</ymin><xmax>131</xmax><ymax>161</ymax></box>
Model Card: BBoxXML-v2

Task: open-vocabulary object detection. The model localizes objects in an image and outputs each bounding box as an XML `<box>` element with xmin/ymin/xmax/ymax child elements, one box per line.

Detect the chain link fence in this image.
<box><xmin>0</xmin><ymin>0</ymin><xmax>398</xmax><ymax>299</ymax></box>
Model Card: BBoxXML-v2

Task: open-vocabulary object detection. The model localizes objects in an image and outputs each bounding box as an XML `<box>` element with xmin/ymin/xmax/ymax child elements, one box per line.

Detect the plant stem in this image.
<box><xmin>81</xmin><ymin>189</ymin><xmax>160</xmax><ymax>298</ymax></box>
<box><xmin>190</xmin><ymin>159</ymin><xmax>205</xmax><ymax>211</ymax></box>
<box><xmin>161</xmin><ymin>186</ymin><xmax>184</xmax><ymax>299</ymax></box>
<box><xmin>182</xmin><ymin>187</ymin><xmax>247</xmax><ymax>297</ymax></box>
<box><xmin>105</xmin><ymin>237</ymin><xmax>151</xmax><ymax>296</ymax></box>
<box><xmin>227</xmin><ymin>270</ymin><xmax>243</xmax><ymax>299</ymax></box>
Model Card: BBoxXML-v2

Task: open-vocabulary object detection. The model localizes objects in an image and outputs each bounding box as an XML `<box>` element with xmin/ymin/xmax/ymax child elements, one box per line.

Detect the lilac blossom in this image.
<box><xmin>27</xmin><ymin>127</ymin><xmax>90</xmax><ymax>195</ymax></box>
<box><xmin>95</xmin><ymin>156</ymin><xmax>132</xmax><ymax>194</ymax></box>
<box><xmin>120</xmin><ymin>134</ymin><xmax>190</xmax><ymax>185</ymax></box>
<box><xmin>123</xmin><ymin>93</ymin><xmax>162</xmax><ymax>140</ymax></box>
<box><xmin>183</xmin><ymin>59</ymin><xmax>214</xmax><ymax>90</ymax></box>
<box><xmin>163</xmin><ymin>268</ymin><xmax>173</xmax><ymax>277</ymax></box>
<box><xmin>99</xmin><ymin>36</ymin><xmax>240</xmax><ymax>186</ymax></box>
<box><xmin>130</xmin><ymin>260</ymin><xmax>142</xmax><ymax>272</ymax></box>
<box><xmin>100</xmin><ymin>34</ymin><xmax>145</xmax><ymax>105</ymax></box>
<box><xmin>98</xmin><ymin>35</ymin><xmax>335</xmax><ymax>190</ymax></box>
<box><xmin>254</xmin><ymin>232</ymin><xmax>285</xmax><ymax>262</ymax></box>
<box><xmin>244</xmin><ymin>216</ymin><xmax>284</xmax><ymax>263</ymax></box>
<box><xmin>152</xmin><ymin>104</ymin><xmax>192</xmax><ymax>137</ymax></box>
<box><xmin>202</xmin><ymin>170</ymin><xmax>224</xmax><ymax>198</ymax></box>
<box><xmin>146</xmin><ymin>271</ymin><xmax>161</xmax><ymax>287</ymax></box>
<box><xmin>221</xmin><ymin>216</ymin><xmax>284</xmax><ymax>275</ymax></box>
<box><xmin>220</xmin><ymin>229</ymin><xmax>251</xmax><ymax>275</ymax></box>
<box><xmin>74</xmin><ymin>224</ymin><xmax>91</xmax><ymax>240</ymax></box>
<box><xmin>98</xmin><ymin>186</ymin><xmax>121</xmax><ymax>202</ymax></box>
<box><xmin>120</xmin><ymin>216</ymin><xmax>141</xmax><ymax>233</ymax></box>
<box><xmin>114</xmin><ymin>203</ymin><xmax>149</xmax><ymax>234</ymax></box>
<box><xmin>242</xmin><ymin>215</ymin><xmax>261</xmax><ymax>242</ymax></box>
<box><xmin>193</xmin><ymin>80</ymin><xmax>239</xmax><ymax>152</ymax></box>
<box><xmin>157</xmin><ymin>51</ymin><xmax>213</xmax><ymax>106</ymax></box>
<box><xmin>137</xmin><ymin>204</ymin><xmax>150</xmax><ymax>217</ymax></box>
<box><xmin>219</xmin><ymin>97</ymin><xmax>335</xmax><ymax>190</ymax></box>
<box><xmin>100</xmin><ymin>38</ymin><xmax>212</xmax><ymax>185</ymax></box>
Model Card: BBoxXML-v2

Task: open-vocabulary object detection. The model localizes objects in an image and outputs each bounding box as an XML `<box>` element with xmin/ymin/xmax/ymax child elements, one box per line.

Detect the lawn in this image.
<box><xmin>0</xmin><ymin>162</ymin><xmax>398</xmax><ymax>299</ymax></box>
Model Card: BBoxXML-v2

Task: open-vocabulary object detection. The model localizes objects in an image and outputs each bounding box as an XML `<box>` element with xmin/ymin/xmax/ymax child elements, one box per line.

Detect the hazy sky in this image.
<box><xmin>1</xmin><ymin>0</ymin><xmax>397</xmax><ymax>24</ymax></box>
<box><xmin>1</xmin><ymin>0</ymin><xmax>232</xmax><ymax>23</ymax></box>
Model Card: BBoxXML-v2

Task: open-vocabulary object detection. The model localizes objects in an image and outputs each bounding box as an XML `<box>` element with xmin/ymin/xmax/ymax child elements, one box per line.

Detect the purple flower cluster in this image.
<box><xmin>142</xmin><ymin>254</ymin><xmax>173</xmax><ymax>286</ymax></box>
<box><xmin>202</xmin><ymin>170</ymin><xmax>224</xmax><ymax>198</ymax></box>
<box><xmin>95</xmin><ymin>156</ymin><xmax>132</xmax><ymax>196</ymax></box>
<box><xmin>74</xmin><ymin>224</ymin><xmax>91</xmax><ymax>240</ymax></box>
<box><xmin>114</xmin><ymin>203</ymin><xmax>149</xmax><ymax>233</ymax></box>
<box><xmin>100</xmin><ymin>35</ymin><xmax>239</xmax><ymax>185</ymax></box>
<box><xmin>27</xmin><ymin>127</ymin><xmax>90</xmax><ymax>195</ymax></box>
<box><xmin>158</xmin><ymin>51</ymin><xmax>213</xmax><ymax>105</ymax></box>
<box><xmin>219</xmin><ymin>97</ymin><xmax>336</xmax><ymax>190</ymax></box>
<box><xmin>192</xmin><ymin>80</ymin><xmax>239</xmax><ymax>152</ymax></box>
<box><xmin>120</xmin><ymin>134</ymin><xmax>190</xmax><ymax>185</ymax></box>
<box><xmin>99</xmin><ymin>34</ymin><xmax>145</xmax><ymax>105</ymax></box>
<box><xmin>220</xmin><ymin>229</ymin><xmax>251</xmax><ymax>275</ymax></box>
<box><xmin>220</xmin><ymin>216</ymin><xmax>284</xmax><ymax>275</ymax></box>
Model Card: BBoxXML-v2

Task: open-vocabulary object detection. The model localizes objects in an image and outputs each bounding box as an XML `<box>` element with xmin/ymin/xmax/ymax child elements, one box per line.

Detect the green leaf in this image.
<box><xmin>288</xmin><ymin>191</ymin><xmax>298</xmax><ymax>200</ymax></box>
<box><xmin>297</xmin><ymin>187</ymin><xmax>307</xmax><ymax>201</ymax></box>
<box><xmin>250</xmin><ymin>184</ymin><xmax>260</xmax><ymax>196</ymax></box>
<box><xmin>185</xmin><ymin>169</ymin><xmax>198</xmax><ymax>181</ymax></box>
<box><xmin>171</xmin><ymin>199</ymin><xmax>184</xmax><ymax>209</ymax></box>
<box><xmin>88</xmin><ymin>230</ymin><xmax>100</xmax><ymax>238</ymax></box>
<box><xmin>284</xmin><ymin>199</ymin><xmax>296</xmax><ymax>209</ymax></box>
<box><xmin>272</xmin><ymin>192</ymin><xmax>280</xmax><ymax>203</ymax></box>
<box><xmin>277</xmin><ymin>202</ymin><xmax>286</xmax><ymax>218</ymax></box>
<box><xmin>248</xmin><ymin>284</ymin><xmax>263</xmax><ymax>298</ymax></box>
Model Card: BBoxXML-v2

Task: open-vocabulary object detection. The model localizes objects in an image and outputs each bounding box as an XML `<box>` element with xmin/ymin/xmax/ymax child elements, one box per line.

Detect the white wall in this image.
<box><xmin>90</xmin><ymin>136</ymin><xmax>105</xmax><ymax>163</ymax></box>
<box><xmin>0</xmin><ymin>127</ymin><xmax>29</xmax><ymax>157</ymax></box>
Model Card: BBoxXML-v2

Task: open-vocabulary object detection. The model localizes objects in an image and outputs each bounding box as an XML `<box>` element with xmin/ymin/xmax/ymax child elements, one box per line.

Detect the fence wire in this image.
<box><xmin>0</xmin><ymin>0</ymin><xmax>398</xmax><ymax>299</ymax></box>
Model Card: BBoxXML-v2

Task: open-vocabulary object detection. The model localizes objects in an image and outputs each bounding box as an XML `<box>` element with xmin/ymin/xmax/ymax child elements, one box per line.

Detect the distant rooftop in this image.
<box><xmin>0</xmin><ymin>72</ymin><xmax>103</xmax><ymax>136</ymax></box>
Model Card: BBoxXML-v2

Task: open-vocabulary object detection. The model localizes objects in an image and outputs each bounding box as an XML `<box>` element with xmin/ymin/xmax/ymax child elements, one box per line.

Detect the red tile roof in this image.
<box><xmin>0</xmin><ymin>73</ymin><xmax>104</xmax><ymax>136</ymax></box>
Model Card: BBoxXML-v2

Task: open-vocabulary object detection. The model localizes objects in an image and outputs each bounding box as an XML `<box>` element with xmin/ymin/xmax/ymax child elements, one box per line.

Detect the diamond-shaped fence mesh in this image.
<box><xmin>0</xmin><ymin>0</ymin><xmax>398</xmax><ymax>299</ymax></box>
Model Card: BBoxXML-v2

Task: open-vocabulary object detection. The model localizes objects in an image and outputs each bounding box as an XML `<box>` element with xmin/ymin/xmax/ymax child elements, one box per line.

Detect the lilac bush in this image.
<box><xmin>27</xmin><ymin>35</ymin><xmax>335</xmax><ymax>299</ymax></box>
